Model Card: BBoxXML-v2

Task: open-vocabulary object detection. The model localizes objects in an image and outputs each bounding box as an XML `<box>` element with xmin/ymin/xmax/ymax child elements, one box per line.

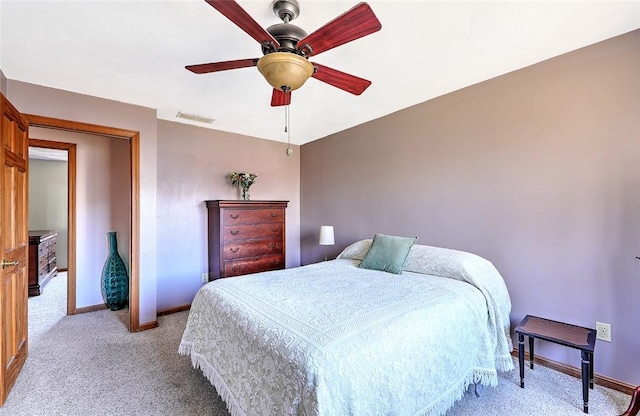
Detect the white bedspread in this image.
<box><xmin>179</xmin><ymin>246</ymin><xmax>513</xmax><ymax>416</ymax></box>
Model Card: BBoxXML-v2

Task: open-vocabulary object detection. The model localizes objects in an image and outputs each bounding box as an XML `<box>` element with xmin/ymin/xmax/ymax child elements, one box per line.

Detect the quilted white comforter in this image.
<box><xmin>179</xmin><ymin>242</ymin><xmax>514</xmax><ymax>416</ymax></box>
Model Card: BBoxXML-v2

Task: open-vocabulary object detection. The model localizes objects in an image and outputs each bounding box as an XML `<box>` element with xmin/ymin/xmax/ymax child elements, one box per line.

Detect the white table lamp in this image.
<box><xmin>319</xmin><ymin>225</ymin><xmax>335</xmax><ymax>261</ymax></box>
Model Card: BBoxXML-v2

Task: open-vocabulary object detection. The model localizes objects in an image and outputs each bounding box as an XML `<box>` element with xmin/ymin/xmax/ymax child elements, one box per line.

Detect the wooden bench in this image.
<box><xmin>515</xmin><ymin>315</ymin><xmax>596</xmax><ymax>414</ymax></box>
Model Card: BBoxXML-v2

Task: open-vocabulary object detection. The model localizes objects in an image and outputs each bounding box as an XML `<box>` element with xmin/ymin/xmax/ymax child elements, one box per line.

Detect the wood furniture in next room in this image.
<box><xmin>515</xmin><ymin>315</ymin><xmax>596</xmax><ymax>414</ymax></box>
<box><xmin>28</xmin><ymin>230</ymin><xmax>58</xmax><ymax>296</ymax></box>
<box><xmin>206</xmin><ymin>200</ymin><xmax>287</xmax><ymax>280</ymax></box>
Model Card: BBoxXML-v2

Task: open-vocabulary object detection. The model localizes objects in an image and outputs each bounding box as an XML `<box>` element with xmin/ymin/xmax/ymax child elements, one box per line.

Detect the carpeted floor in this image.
<box><xmin>0</xmin><ymin>272</ymin><xmax>631</xmax><ymax>415</ymax></box>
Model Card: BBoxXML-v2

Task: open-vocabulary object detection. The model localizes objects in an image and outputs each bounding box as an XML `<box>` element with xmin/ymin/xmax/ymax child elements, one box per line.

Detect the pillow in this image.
<box><xmin>358</xmin><ymin>233</ymin><xmax>417</xmax><ymax>274</ymax></box>
<box><xmin>403</xmin><ymin>244</ymin><xmax>490</xmax><ymax>279</ymax></box>
<box><xmin>336</xmin><ymin>239</ymin><xmax>373</xmax><ymax>261</ymax></box>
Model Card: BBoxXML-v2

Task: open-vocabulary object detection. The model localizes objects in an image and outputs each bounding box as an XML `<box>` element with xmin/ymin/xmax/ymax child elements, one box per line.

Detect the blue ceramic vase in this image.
<box><xmin>101</xmin><ymin>231</ymin><xmax>129</xmax><ymax>311</ymax></box>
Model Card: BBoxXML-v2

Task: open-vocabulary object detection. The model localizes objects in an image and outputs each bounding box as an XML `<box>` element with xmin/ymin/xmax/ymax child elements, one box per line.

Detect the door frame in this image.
<box><xmin>28</xmin><ymin>138</ymin><xmax>76</xmax><ymax>315</ymax></box>
<box><xmin>24</xmin><ymin>114</ymin><xmax>142</xmax><ymax>332</ymax></box>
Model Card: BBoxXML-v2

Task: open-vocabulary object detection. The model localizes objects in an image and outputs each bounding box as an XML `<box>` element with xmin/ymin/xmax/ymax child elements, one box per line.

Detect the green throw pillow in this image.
<box><xmin>358</xmin><ymin>233</ymin><xmax>417</xmax><ymax>274</ymax></box>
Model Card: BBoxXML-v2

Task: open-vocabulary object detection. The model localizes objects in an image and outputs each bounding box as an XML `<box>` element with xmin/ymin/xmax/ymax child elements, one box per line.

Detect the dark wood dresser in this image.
<box><xmin>206</xmin><ymin>200</ymin><xmax>288</xmax><ymax>280</ymax></box>
<box><xmin>28</xmin><ymin>230</ymin><xmax>58</xmax><ymax>296</ymax></box>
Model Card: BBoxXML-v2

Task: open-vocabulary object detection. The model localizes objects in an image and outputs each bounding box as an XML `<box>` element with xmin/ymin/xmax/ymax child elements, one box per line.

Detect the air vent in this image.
<box><xmin>176</xmin><ymin>111</ymin><xmax>215</xmax><ymax>124</ymax></box>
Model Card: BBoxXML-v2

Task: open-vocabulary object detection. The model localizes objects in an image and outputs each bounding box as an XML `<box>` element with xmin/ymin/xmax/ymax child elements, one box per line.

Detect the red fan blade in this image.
<box><xmin>186</xmin><ymin>58</ymin><xmax>258</xmax><ymax>74</ymax></box>
<box><xmin>205</xmin><ymin>0</ymin><xmax>280</xmax><ymax>51</ymax></box>
<box><xmin>271</xmin><ymin>89</ymin><xmax>292</xmax><ymax>107</ymax></box>
<box><xmin>312</xmin><ymin>63</ymin><xmax>371</xmax><ymax>95</ymax></box>
<box><xmin>297</xmin><ymin>2</ymin><xmax>381</xmax><ymax>57</ymax></box>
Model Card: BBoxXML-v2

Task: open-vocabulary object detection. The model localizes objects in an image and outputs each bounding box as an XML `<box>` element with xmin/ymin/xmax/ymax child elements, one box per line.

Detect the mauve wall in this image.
<box><xmin>3</xmin><ymin>78</ymin><xmax>303</xmax><ymax>320</ymax></box>
<box><xmin>301</xmin><ymin>30</ymin><xmax>640</xmax><ymax>386</ymax></box>
<box><xmin>156</xmin><ymin>120</ymin><xmax>301</xmax><ymax>311</ymax></box>
<box><xmin>6</xmin><ymin>80</ymin><xmax>158</xmax><ymax>326</ymax></box>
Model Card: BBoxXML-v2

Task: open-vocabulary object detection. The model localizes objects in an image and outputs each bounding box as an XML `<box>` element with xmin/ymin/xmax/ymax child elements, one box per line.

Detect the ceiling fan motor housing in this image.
<box><xmin>263</xmin><ymin>23</ymin><xmax>308</xmax><ymax>54</ymax></box>
<box><xmin>258</xmin><ymin>1</ymin><xmax>314</xmax><ymax>91</ymax></box>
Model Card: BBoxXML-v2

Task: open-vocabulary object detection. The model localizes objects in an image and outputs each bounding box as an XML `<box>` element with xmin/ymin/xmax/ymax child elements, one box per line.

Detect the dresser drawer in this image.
<box><xmin>224</xmin><ymin>255</ymin><xmax>284</xmax><ymax>277</ymax></box>
<box><xmin>223</xmin><ymin>209</ymin><xmax>284</xmax><ymax>225</ymax></box>
<box><xmin>223</xmin><ymin>222</ymin><xmax>283</xmax><ymax>241</ymax></box>
<box><xmin>223</xmin><ymin>238</ymin><xmax>283</xmax><ymax>260</ymax></box>
<box><xmin>39</xmin><ymin>258</ymin><xmax>48</xmax><ymax>278</ymax></box>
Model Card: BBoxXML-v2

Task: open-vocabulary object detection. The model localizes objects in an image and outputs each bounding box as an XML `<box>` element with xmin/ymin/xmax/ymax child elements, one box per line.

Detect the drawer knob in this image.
<box><xmin>230</xmin><ymin>247</ymin><xmax>240</xmax><ymax>253</ymax></box>
<box><xmin>271</xmin><ymin>213</ymin><xmax>278</xmax><ymax>218</ymax></box>
<box><xmin>230</xmin><ymin>214</ymin><xmax>240</xmax><ymax>219</ymax></box>
<box><xmin>270</xmin><ymin>228</ymin><xmax>278</xmax><ymax>232</ymax></box>
<box><xmin>230</xmin><ymin>230</ymin><xmax>240</xmax><ymax>235</ymax></box>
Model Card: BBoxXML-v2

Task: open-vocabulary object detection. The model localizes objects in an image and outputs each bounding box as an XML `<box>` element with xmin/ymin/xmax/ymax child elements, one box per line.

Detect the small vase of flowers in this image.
<box><xmin>229</xmin><ymin>172</ymin><xmax>257</xmax><ymax>200</ymax></box>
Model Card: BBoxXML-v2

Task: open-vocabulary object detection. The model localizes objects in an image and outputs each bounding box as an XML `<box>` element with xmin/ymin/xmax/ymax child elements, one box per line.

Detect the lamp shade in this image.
<box><xmin>319</xmin><ymin>225</ymin><xmax>335</xmax><ymax>246</ymax></box>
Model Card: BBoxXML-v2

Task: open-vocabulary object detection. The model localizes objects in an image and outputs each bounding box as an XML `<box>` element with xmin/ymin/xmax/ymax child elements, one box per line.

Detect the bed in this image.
<box><xmin>179</xmin><ymin>237</ymin><xmax>514</xmax><ymax>416</ymax></box>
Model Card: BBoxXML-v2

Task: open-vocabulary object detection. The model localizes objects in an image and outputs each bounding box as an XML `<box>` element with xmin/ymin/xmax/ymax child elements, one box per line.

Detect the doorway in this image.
<box><xmin>28</xmin><ymin>139</ymin><xmax>74</xmax><ymax>314</ymax></box>
<box><xmin>25</xmin><ymin>114</ymin><xmax>142</xmax><ymax>332</ymax></box>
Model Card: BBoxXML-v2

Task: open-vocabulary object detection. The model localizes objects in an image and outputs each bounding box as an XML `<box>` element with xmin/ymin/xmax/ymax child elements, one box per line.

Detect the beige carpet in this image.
<box><xmin>0</xmin><ymin>272</ymin><xmax>631</xmax><ymax>416</ymax></box>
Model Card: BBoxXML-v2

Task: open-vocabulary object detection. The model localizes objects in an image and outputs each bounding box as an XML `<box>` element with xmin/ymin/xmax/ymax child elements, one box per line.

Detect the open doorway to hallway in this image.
<box><xmin>28</xmin><ymin>127</ymin><xmax>131</xmax><ymax>321</ymax></box>
<box><xmin>28</xmin><ymin>146</ymin><xmax>68</xmax><ymax>294</ymax></box>
<box><xmin>25</xmin><ymin>114</ymin><xmax>142</xmax><ymax>332</ymax></box>
<box><xmin>28</xmin><ymin>140</ymin><xmax>72</xmax><ymax>316</ymax></box>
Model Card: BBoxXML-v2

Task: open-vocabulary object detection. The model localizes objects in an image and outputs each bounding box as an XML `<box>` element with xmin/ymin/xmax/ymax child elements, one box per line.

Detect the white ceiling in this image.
<box><xmin>1</xmin><ymin>1</ymin><xmax>639</xmax><ymax>145</ymax></box>
<box><xmin>29</xmin><ymin>147</ymin><xmax>68</xmax><ymax>162</ymax></box>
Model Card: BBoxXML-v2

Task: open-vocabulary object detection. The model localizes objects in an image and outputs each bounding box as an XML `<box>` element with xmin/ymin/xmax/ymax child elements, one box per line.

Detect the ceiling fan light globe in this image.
<box><xmin>257</xmin><ymin>52</ymin><xmax>314</xmax><ymax>91</ymax></box>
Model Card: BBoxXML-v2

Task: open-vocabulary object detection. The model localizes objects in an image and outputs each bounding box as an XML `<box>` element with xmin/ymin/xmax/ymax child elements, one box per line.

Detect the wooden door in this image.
<box><xmin>0</xmin><ymin>93</ymin><xmax>29</xmax><ymax>406</ymax></box>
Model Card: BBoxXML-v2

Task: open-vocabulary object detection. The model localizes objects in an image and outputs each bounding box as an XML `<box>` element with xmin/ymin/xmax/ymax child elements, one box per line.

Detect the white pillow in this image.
<box><xmin>403</xmin><ymin>244</ymin><xmax>491</xmax><ymax>280</ymax></box>
<box><xmin>336</xmin><ymin>239</ymin><xmax>372</xmax><ymax>261</ymax></box>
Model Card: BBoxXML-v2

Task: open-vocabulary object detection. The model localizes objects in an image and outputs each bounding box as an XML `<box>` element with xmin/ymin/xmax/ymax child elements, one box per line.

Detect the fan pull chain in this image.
<box><xmin>284</xmin><ymin>103</ymin><xmax>288</xmax><ymax>133</ymax></box>
<box><xmin>285</xmin><ymin>104</ymin><xmax>292</xmax><ymax>156</ymax></box>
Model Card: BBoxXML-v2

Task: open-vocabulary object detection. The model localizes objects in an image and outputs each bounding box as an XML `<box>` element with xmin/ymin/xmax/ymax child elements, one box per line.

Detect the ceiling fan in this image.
<box><xmin>186</xmin><ymin>0</ymin><xmax>382</xmax><ymax>106</ymax></box>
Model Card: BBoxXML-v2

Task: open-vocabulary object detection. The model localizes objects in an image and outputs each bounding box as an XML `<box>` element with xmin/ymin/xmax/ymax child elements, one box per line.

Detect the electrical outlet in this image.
<box><xmin>596</xmin><ymin>322</ymin><xmax>611</xmax><ymax>342</ymax></box>
<box><xmin>201</xmin><ymin>273</ymin><xmax>209</xmax><ymax>283</ymax></box>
